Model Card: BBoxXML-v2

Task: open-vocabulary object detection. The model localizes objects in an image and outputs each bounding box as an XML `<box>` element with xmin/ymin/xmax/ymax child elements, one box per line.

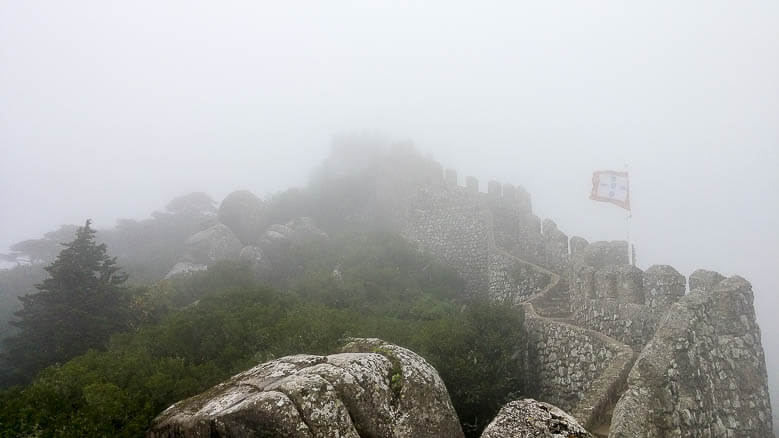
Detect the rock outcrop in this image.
<box><xmin>480</xmin><ymin>399</ymin><xmax>593</xmax><ymax>438</ymax></box>
<box><xmin>257</xmin><ymin>218</ymin><xmax>329</xmax><ymax>252</ymax></box>
<box><xmin>147</xmin><ymin>338</ymin><xmax>463</xmax><ymax>438</ymax></box>
<box><xmin>182</xmin><ymin>224</ymin><xmax>242</xmax><ymax>265</ymax></box>
<box><xmin>218</xmin><ymin>190</ymin><xmax>268</xmax><ymax>245</ymax></box>
<box><xmin>609</xmin><ymin>275</ymin><xmax>773</xmax><ymax>437</ymax></box>
<box><xmin>164</xmin><ymin>261</ymin><xmax>207</xmax><ymax>280</ymax></box>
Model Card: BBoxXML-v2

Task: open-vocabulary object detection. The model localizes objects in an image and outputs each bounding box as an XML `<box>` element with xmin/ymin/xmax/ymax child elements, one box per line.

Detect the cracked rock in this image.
<box><xmin>147</xmin><ymin>339</ymin><xmax>463</xmax><ymax>438</ymax></box>
<box><xmin>480</xmin><ymin>399</ymin><xmax>593</xmax><ymax>438</ymax></box>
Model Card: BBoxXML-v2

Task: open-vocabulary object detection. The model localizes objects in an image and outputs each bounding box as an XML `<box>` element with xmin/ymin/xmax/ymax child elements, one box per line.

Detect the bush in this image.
<box><xmin>0</xmin><ymin>233</ymin><xmax>526</xmax><ymax>437</ymax></box>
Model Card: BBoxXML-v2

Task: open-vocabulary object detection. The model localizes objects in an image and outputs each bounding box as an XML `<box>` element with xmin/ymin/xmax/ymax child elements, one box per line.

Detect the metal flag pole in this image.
<box><xmin>627</xmin><ymin>209</ymin><xmax>632</xmax><ymax>265</ymax></box>
<box><xmin>625</xmin><ymin>163</ymin><xmax>632</xmax><ymax>266</ymax></box>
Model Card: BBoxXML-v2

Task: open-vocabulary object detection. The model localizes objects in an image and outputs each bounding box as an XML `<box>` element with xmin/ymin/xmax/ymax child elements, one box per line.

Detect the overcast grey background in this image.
<box><xmin>1</xmin><ymin>0</ymin><xmax>777</xmax><ymax>426</ymax></box>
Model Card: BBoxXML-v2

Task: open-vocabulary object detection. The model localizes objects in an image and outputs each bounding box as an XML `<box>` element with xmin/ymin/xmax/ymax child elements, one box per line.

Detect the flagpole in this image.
<box><xmin>625</xmin><ymin>163</ymin><xmax>632</xmax><ymax>266</ymax></box>
<box><xmin>627</xmin><ymin>210</ymin><xmax>632</xmax><ymax>265</ymax></box>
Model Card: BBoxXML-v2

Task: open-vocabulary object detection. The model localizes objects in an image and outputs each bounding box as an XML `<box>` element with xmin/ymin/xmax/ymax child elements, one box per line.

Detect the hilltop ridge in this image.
<box><xmin>0</xmin><ymin>142</ymin><xmax>773</xmax><ymax>436</ymax></box>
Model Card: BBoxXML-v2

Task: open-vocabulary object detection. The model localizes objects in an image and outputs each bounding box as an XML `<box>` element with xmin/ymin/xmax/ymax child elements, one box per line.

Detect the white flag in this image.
<box><xmin>590</xmin><ymin>170</ymin><xmax>630</xmax><ymax>210</ymax></box>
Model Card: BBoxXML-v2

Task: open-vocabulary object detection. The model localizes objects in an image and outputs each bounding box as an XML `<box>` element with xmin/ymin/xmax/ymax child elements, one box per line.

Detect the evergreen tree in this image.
<box><xmin>2</xmin><ymin>220</ymin><xmax>131</xmax><ymax>382</ymax></box>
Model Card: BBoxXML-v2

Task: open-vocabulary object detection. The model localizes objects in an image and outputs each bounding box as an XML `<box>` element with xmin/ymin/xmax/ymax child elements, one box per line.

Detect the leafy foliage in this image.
<box><xmin>0</xmin><ymin>193</ymin><xmax>217</xmax><ymax>349</ymax></box>
<box><xmin>2</xmin><ymin>221</ymin><xmax>135</xmax><ymax>385</ymax></box>
<box><xmin>0</xmin><ymin>234</ymin><xmax>526</xmax><ymax>437</ymax></box>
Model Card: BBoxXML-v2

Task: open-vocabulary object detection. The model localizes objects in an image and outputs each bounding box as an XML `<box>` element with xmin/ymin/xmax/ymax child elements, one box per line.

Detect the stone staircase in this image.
<box><xmin>512</xmin><ymin>260</ymin><xmax>633</xmax><ymax>438</ymax></box>
<box><xmin>590</xmin><ymin>407</ymin><xmax>613</xmax><ymax>438</ymax></box>
<box><xmin>529</xmin><ymin>277</ymin><xmax>572</xmax><ymax>319</ymax></box>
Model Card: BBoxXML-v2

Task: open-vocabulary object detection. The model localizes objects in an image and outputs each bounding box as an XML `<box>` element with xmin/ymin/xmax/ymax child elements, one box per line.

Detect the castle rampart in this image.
<box><xmin>167</xmin><ymin>150</ymin><xmax>773</xmax><ymax>437</ymax></box>
<box><xmin>401</xmin><ymin>168</ymin><xmax>548</xmax><ymax>298</ymax></box>
<box><xmin>522</xmin><ymin>302</ymin><xmax>634</xmax><ymax>422</ymax></box>
<box><xmin>389</xmin><ymin>161</ymin><xmax>772</xmax><ymax>435</ymax></box>
<box><xmin>610</xmin><ymin>273</ymin><xmax>773</xmax><ymax>437</ymax></box>
<box><xmin>569</xmin><ymin>241</ymin><xmax>687</xmax><ymax>350</ymax></box>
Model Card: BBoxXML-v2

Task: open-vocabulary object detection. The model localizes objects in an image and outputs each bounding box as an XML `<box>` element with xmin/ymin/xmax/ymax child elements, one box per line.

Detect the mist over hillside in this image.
<box><xmin>1</xmin><ymin>1</ymin><xmax>777</xmax><ymax>435</ymax></box>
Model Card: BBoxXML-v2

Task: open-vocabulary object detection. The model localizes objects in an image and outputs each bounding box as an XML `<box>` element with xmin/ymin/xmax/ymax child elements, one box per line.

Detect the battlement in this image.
<box><xmin>442</xmin><ymin>169</ymin><xmax>532</xmax><ymax>214</ymax></box>
<box><xmin>396</xmin><ymin>158</ymin><xmax>772</xmax><ymax>436</ymax></box>
<box><xmin>610</xmin><ymin>270</ymin><xmax>772</xmax><ymax>437</ymax></box>
<box><xmin>571</xmin><ymin>254</ymin><xmax>685</xmax><ymax>309</ymax></box>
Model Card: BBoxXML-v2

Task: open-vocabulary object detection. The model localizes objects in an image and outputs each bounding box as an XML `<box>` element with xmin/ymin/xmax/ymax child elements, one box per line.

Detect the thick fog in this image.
<box><xmin>1</xmin><ymin>0</ymin><xmax>777</xmax><ymax>422</ymax></box>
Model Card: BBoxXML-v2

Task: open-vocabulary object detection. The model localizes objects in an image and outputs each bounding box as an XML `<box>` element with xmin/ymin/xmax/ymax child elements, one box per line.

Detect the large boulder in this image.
<box><xmin>164</xmin><ymin>261</ymin><xmax>207</xmax><ymax>279</ymax></box>
<box><xmin>256</xmin><ymin>218</ymin><xmax>329</xmax><ymax>258</ymax></box>
<box><xmin>218</xmin><ymin>190</ymin><xmax>268</xmax><ymax>245</ymax></box>
<box><xmin>285</xmin><ymin>217</ymin><xmax>329</xmax><ymax>243</ymax></box>
<box><xmin>183</xmin><ymin>224</ymin><xmax>242</xmax><ymax>265</ymax></box>
<box><xmin>147</xmin><ymin>338</ymin><xmax>463</xmax><ymax>438</ymax></box>
<box><xmin>480</xmin><ymin>399</ymin><xmax>593</xmax><ymax>438</ymax></box>
<box><xmin>238</xmin><ymin>245</ymin><xmax>265</xmax><ymax>271</ymax></box>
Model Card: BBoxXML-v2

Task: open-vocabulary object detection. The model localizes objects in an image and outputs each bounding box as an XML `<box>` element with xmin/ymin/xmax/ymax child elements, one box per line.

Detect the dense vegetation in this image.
<box><xmin>0</xmin><ymin>193</ymin><xmax>217</xmax><ymax>357</ymax></box>
<box><xmin>3</xmin><ymin>221</ymin><xmax>138</xmax><ymax>384</ymax></box>
<box><xmin>0</xmin><ymin>232</ymin><xmax>526</xmax><ymax>437</ymax></box>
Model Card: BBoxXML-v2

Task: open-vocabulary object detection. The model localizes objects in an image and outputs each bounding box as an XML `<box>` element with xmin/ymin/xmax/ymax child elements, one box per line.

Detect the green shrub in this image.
<box><xmin>0</xmin><ymin>233</ymin><xmax>525</xmax><ymax>438</ymax></box>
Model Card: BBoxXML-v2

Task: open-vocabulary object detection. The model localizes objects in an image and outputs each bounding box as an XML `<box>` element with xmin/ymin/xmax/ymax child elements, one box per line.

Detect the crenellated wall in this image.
<box><xmin>179</xmin><ymin>149</ymin><xmax>773</xmax><ymax>437</ymax></box>
<box><xmin>569</xmin><ymin>241</ymin><xmax>686</xmax><ymax>350</ymax></box>
<box><xmin>399</xmin><ymin>168</ymin><xmax>554</xmax><ymax>298</ymax></box>
<box><xmin>609</xmin><ymin>272</ymin><xmax>774</xmax><ymax>437</ymax></box>
<box><xmin>401</xmin><ymin>185</ymin><xmax>492</xmax><ymax>295</ymax></box>
<box><xmin>362</xmin><ymin>157</ymin><xmax>773</xmax><ymax>435</ymax></box>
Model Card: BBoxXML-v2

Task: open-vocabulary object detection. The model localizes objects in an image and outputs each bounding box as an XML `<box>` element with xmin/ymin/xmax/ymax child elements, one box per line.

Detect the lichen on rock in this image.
<box><xmin>480</xmin><ymin>398</ymin><xmax>593</xmax><ymax>438</ymax></box>
<box><xmin>147</xmin><ymin>339</ymin><xmax>463</xmax><ymax>438</ymax></box>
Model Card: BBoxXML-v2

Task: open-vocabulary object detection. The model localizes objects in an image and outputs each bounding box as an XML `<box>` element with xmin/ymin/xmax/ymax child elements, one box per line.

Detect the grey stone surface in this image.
<box><xmin>164</xmin><ymin>261</ymin><xmax>207</xmax><ymax>279</ymax></box>
<box><xmin>147</xmin><ymin>339</ymin><xmax>463</xmax><ymax>438</ymax></box>
<box><xmin>444</xmin><ymin>168</ymin><xmax>458</xmax><ymax>186</ymax></box>
<box><xmin>237</xmin><ymin>245</ymin><xmax>264</xmax><ymax>270</ymax></box>
<box><xmin>688</xmin><ymin>268</ymin><xmax>726</xmax><ymax>292</ymax></box>
<box><xmin>569</xmin><ymin>236</ymin><xmax>589</xmax><ymax>257</ymax></box>
<box><xmin>487</xmin><ymin>180</ymin><xmax>502</xmax><ymax>197</ymax></box>
<box><xmin>570</xmin><ymin>247</ymin><xmax>674</xmax><ymax>350</ymax></box>
<box><xmin>218</xmin><ymin>190</ymin><xmax>268</xmax><ymax>245</ymax></box>
<box><xmin>610</xmin><ymin>274</ymin><xmax>773</xmax><ymax>437</ymax></box>
<box><xmin>489</xmin><ymin>252</ymin><xmax>553</xmax><ymax>305</ymax></box>
<box><xmin>615</xmin><ymin>265</ymin><xmax>644</xmax><ymax>304</ymax></box>
<box><xmin>481</xmin><ymin>399</ymin><xmax>593</xmax><ymax>438</ymax></box>
<box><xmin>541</xmin><ymin>219</ymin><xmax>569</xmax><ymax>273</ymax></box>
<box><xmin>575</xmin><ymin>241</ymin><xmax>629</xmax><ymax>269</ymax></box>
<box><xmin>644</xmin><ymin>264</ymin><xmax>686</xmax><ymax>308</ymax></box>
<box><xmin>466</xmin><ymin>176</ymin><xmax>479</xmax><ymax>193</ymax></box>
<box><xmin>522</xmin><ymin>303</ymin><xmax>632</xmax><ymax>416</ymax></box>
<box><xmin>285</xmin><ymin>217</ymin><xmax>329</xmax><ymax>243</ymax></box>
<box><xmin>182</xmin><ymin>224</ymin><xmax>242</xmax><ymax>265</ymax></box>
<box><xmin>400</xmin><ymin>186</ymin><xmax>493</xmax><ymax>295</ymax></box>
<box><xmin>166</xmin><ymin>153</ymin><xmax>774</xmax><ymax>437</ymax></box>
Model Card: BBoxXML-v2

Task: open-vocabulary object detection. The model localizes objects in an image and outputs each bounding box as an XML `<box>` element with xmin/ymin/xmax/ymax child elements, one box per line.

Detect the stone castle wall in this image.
<box><xmin>522</xmin><ymin>302</ymin><xmax>634</xmax><ymax>424</ymax></box>
<box><xmin>399</xmin><ymin>169</ymin><xmax>568</xmax><ymax>300</ymax></box>
<box><xmin>400</xmin><ymin>184</ymin><xmax>492</xmax><ymax>295</ymax></box>
<box><xmin>344</xmin><ymin>157</ymin><xmax>773</xmax><ymax>435</ymax></box>
<box><xmin>610</xmin><ymin>272</ymin><xmax>773</xmax><ymax>437</ymax></box>
<box><xmin>172</xmin><ymin>150</ymin><xmax>773</xmax><ymax>436</ymax></box>
<box><xmin>399</xmin><ymin>169</ymin><xmax>556</xmax><ymax>302</ymax></box>
<box><xmin>569</xmin><ymin>241</ymin><xmax>686</xmax><ymax>350</ymax></box>
<box><xmin>488</xmin><ymin>251</ymin><xmax>552</xmax><ymax>306</ymax></box>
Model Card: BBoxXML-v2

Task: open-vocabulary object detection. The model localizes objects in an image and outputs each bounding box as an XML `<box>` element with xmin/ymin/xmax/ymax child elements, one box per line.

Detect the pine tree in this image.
<box><xmin>2</xmin><ymin>220</ymin><xmax>131</xmax><ymax>381</ymax></box>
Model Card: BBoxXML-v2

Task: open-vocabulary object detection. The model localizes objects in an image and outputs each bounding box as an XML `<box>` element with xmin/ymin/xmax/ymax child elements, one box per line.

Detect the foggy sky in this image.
<box><xmin>1</xmin><ymin>1</ymin><xmax>777</xmax><ymax>423</ymax></box>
